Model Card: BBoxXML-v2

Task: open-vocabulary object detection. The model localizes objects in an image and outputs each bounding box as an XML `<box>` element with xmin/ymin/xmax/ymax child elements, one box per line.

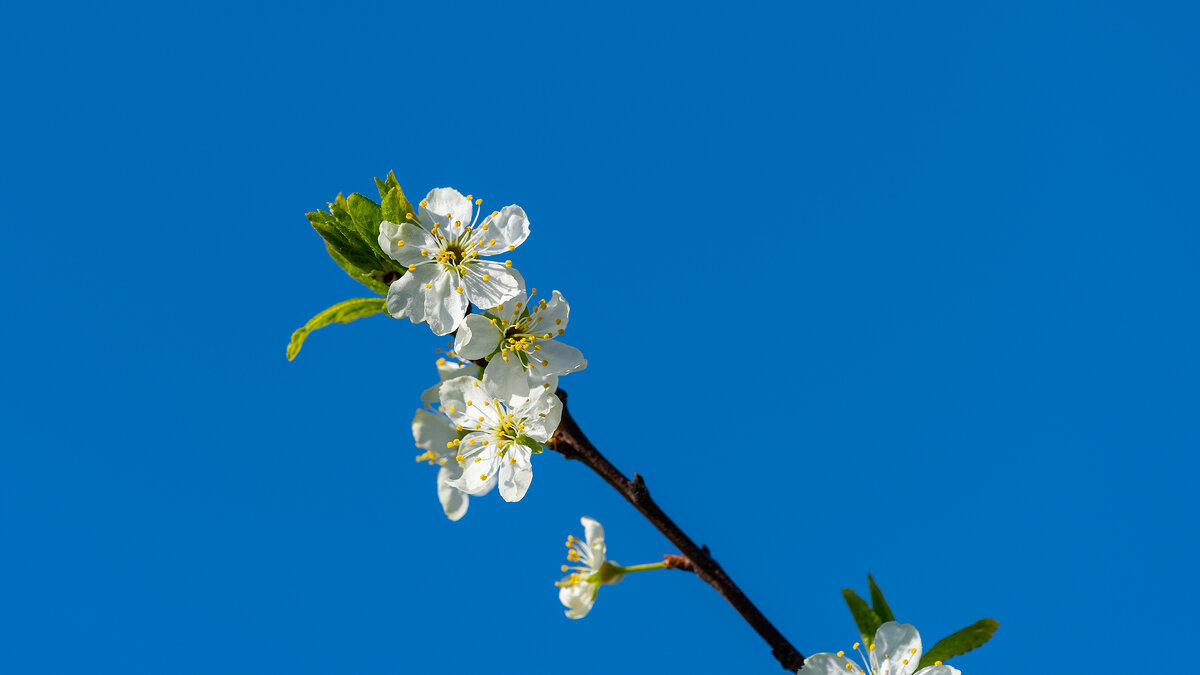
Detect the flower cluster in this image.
<box><xmin>395</xmin><ymin>188</ymin><xmax>584</xmax><ymax>512</ymax></box>
<box><xmin>800</xmin><ymin>623</ymin><xmax>961</xmax><ymax>675</ymax></box>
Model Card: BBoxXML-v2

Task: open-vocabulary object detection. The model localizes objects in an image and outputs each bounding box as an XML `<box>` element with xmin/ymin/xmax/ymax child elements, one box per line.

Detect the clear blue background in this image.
<box><xmin>2</xmin><ymin>2</ymin><xmax>1197</xmax><ymax>673</ymax></box>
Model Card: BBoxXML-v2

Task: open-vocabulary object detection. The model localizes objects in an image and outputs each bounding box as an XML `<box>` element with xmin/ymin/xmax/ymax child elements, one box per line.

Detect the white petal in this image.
<box><xmin>527</xmin><ymin>371</ymin><xmax>559</xmax><ymax>395</ymax></box>
<box><xmin>913</xmin><ymin>667</ymin><xmax>960</xmax><ymax>675</ymax></box>
<box><xmin>437</xmin><ymin>360</ymin><xmax>481</xmax><ymax>381</ymax></box>
<box><xmin>558</xmin><ymin>581</ymin><xmax>598</xmax><ymax>619</ymax></box>
<box><xmin>483</xmin><ymin>352</ymin><xmax>535</xmax><ymax>405</ymax></box>
<box><xmin>422</xmin><ymin>268</ymin><xmax>468</xmax><ymax>335</ymax></box>
<box><xmin>528</xmin><ymin>340</ymin><xmax>587</xmax><ymax>377</ymax></box>
<box><xmin>529</xmin><ymin>289</ymin><xmax>570</xmax><ymax>335</ymax></box>
<box><xmin>476</xmin><ymin>204</ymin><xmax>530</xmax><ymax>255</ymax></box>
<box><xmin>379</xmin><ymin>221</ymin><xmax>438</xmax><ymax>267</ymax></box>
<box><xmin>422</xmin><ymin>360</ymin><xmax>481</xmax><ymax>401</ymax></box>
<box><xmin>439</xmin><ymin>376</ymin><xmax>502</xmax><ymax>430</ymax></box>
<box><xmin>581</xmin><ymin>517</ymin><xmax>606</xmax><ymax>563</ymax></box>
<box><xmin>436</xmin><ymin>465</ymin><xmax>468</xmax><ymax>521</ymax></box>
<box><xmin>497</xmin><ymin>455</ymin><xmax>533</xmax><ymax>502</ymax></box>
<box><xmin>448</xmin><ymin>444</ymin><xmax>499</xmax><ymax>494</ymax></box>
<box><xmin>385</xmin><ymin>264</ymin><xmax>438</xmax><ymax>324</ymax></box>
<box><xmin>454</xmin><ymin>314</ymin><xmax>501</xmax><ymax>360</ymax></box>
<box><xmin>516</xmin><ymin>391</ymin><xmax>562</xmax><ymax>442</ymax></box>
<box><xmin>420</xmin><ymin>187</ymin><xmax>473</xmax><ymax>240</ymax></box>
<box><xmin>463</xmin><ymin>469</ymin><xmax>497</xmax><ymax>496</ymax></box>
<box><xmin>462</xmin><ymin>261</ymin><xmax>522</xmax><ymax>308</ymax></box>
<box><xmin>800</xmin><ymin>653</ymin><xmax>866</xmax><ymax>675</ymax></box>
<box><xmin>412</xmin><ymin>409</ymin><xmax>457</xmax><ymax>455</ymax></box>
<box><xmin>872</xmin><ymin>622</ymin><xmax>923</xmax><ymax>675</ymax></box>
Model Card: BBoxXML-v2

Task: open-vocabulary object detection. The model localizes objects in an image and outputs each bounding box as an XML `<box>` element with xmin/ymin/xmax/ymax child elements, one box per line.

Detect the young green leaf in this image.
<box><xmin>867</xmin><ymin>574</ymin><xmax>896</xmax><ymax>622</ymax></box>
<box><xmin>328</xmin><ymin>194</ymin><xmax>380</xmax><ymax>258</ymax></box>
<box><xmin>287</xmin><ymin>298</ymin><xmax>387</xmax><ymax>361</ymax></box>
<box><xmin>381</xmin><ymin>186</ymin><xmax>414</xmax><ymax>225</ymax></box>
<box><xmin>307</xmin><ymin>209</ymin><xmax>379</xmax><ymax>271</ymax></box>
<box><xmin>917</xmin><ymin>618</ymin><xmax>999</xmax><ymax>668</ymax></box>
<box><xmin>375</xmin><ymin>170</ymin><xmax>401</xmax><ymax>200</ymax></box>
<box><xmin>842</xmin><ymin>589</ymin><xmax>883</xmax><ymax>647</ymax></box>
<box><xmin>346</xmin><ymin>192</ymin><xmax>386</xmax><ymax>257</ymax></box>
<box><xmin>324</xmin><ymin>243</ymin><xmax>389</xmax><ymax>295</ymax></box>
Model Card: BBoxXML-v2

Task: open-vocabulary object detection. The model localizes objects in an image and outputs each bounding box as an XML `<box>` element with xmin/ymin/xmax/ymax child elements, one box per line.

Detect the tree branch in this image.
<box><xmin>550</xmin><ymin>389</ymin><xmax>805</xmax><ymax>672</ymax></box>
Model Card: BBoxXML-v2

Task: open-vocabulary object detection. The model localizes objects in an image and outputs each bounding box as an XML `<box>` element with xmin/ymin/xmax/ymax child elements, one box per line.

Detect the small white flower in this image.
<box><xmin>411</xmin><ymin>359</ymin><xmax>490</xmax><ymax>521</ymax></box>
<box><xmin>439</xmin><ymin>375</ymin><xmax>562</xmax><ymax>502</ymax></box>
<box><xmin>453</xmin><ymin>284</ymin><xmax>586</xmax><ymax>400</ymax></box>
<box><xmin>556</xmin><ymin>517</ymin><xmax>622</xmax><ymax>619</ymax></box>
<box><xmin>412</xmin><ymin>408</ymin><xmax>495</xmax><ymax>521</ymax></box>
<box><xmin>379</xmin><ymin>187</ymin><xmax>529</xmax><ymax>335</ymax></box>
<box><xmin>799</xmin><ymin>622</ymin><xmax>960</xmax><ymax>675</ymax></box>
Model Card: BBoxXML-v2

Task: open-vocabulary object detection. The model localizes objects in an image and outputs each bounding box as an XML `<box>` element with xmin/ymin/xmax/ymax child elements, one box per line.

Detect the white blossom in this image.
<box><xmin>439</xmin><ymin>375</ymin><xmax>562</xmax><ymax>502</ymax></box>
<box><xmin>379</xmin><ymin>187</ymin><xmax>528</xmax><ymax>335</ymax></box>
<box><xmin>454</xmin><ymin>284</ymin><xmax>585</xmax><ymax>400</ymax></box>
<box><xmin>799</xmin><ymin>623</ymin><xmax>960</xmax><ymax>675</ymax></box>
<box><xmin>411</xmin><ymin>359</ymin><xmax>489</xmax><ymax>521</ymax></box>
<box><xmin>412</xmin><ymin>409</ymin><xmax>494</xmax><ymax>521</ymax></box>
<box><xmin>556</xmin><ymin>517</ymin><xmax>622</xmax><ymax>619</ymax></box>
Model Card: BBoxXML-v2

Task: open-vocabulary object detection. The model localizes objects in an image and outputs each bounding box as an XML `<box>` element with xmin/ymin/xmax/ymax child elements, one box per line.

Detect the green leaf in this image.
<box><xmin>375</xmin><ymin>170</ymin><xmax>401</xmax><ymax>200</ymax></box>
<box><xmin>287</xmin><ymin>298</ymin><xmax>387</xmax><ymax>361</ymax></box>
<box><xmin>868</xmin><ymin>574</ymin><xmax>896</xmax><ymax>623</ymax></box>
<box><xmin>381</xmin><ymin>186</ymin><xmax>414</xmax><ymax>225</ymax></box>
<box><xmin>918</xmin><ymin>619</ymin><xmax>999</xmax><ymax>668</ymax></box>
<box><xmin>325</xmin><ymin>243</ymin><xmax>389</xmax><ymax>295</ymax></box>
<box><xmin>346</xmin><ymin>192</ymin><xmax>386</xmax><ymax>257</ymax></box>
<box><xmin>842</xmin><ymin>589</ymin><xmax>883</xmax><ymax>647</ymax></box>
<box><xmin>329</xmin><ymin>194</ymin><xmax>377</xmax><ymax>254</ymax></box>
<box><xmin>307</xmin><ymin>209</ymin><xmax>378</xmax><ymax>271</ymax></box>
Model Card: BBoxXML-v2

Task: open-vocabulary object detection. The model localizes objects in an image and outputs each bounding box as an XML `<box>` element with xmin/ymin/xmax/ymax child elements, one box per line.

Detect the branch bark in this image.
<box><xmin>550</xmin><ymin>389</ymin><xmax>805</xmax><ymax>672</ymax></box>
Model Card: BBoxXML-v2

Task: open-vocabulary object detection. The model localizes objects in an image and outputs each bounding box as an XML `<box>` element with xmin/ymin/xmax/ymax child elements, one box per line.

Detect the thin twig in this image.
<box><xmin>551</xmin><ymin>389</ymin><xmax>805</xmax><ymax>672</ymax></box>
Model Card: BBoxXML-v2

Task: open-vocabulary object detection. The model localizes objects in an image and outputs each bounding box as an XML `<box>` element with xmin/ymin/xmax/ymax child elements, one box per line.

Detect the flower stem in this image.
<box><xmin>620</xmin><ymin>561</ymin><xmax>670</xmax><ymax>574</ymax></box>
<box><xmin>549</xmin><ymin>388</ymin><xmax>805</xmax><ymax>672</ymax></box>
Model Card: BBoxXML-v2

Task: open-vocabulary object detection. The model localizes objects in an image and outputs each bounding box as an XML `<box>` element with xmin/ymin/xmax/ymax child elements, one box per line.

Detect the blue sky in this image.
<box><xmin>2</xmin><ymin>2</ymin><xmax>1198</xmax><ymax>673</ymax></box>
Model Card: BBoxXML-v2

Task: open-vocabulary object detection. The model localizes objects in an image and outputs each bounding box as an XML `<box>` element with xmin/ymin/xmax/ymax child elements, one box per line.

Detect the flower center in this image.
<box><xmin>435</xmin><ymin>243</ymin><xmax>465</xmax><ymax>266</ymax></box>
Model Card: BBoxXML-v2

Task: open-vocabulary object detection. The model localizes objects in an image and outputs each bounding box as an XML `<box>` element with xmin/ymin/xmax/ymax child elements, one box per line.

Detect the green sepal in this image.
<box><xmin>287</xmin><ymin>298</ymin><xmax>387</xmax><ymax>361</ymax></box>
<box><xmin>516</xmin><ymin>435</ymin><xmax>543</xmax><ymax>455</ymax></box>
<box><xmin>917</xmin><ymin>619</ymin><xmax>999</xmax><ymax>669</ymax></box>
<box><xmin>585</xmin><ymin>561</ymin><xmax>626</xmax><ymax>586</ymax></box>
<box><xmin>868</xmin><ymin>574</ymin><xmax>896</xmax><ymax>623</ymax></box>
<box><xmin>842</xmin><ymin>588</ymin><xmax>883</xmax><ymax>647</ymax></box>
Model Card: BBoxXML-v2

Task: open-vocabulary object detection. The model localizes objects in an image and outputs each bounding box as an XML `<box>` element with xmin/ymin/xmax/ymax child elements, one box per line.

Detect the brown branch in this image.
<box><xmin>551</xmin><ymin>389</ymin><xmax>805</xmax><ymax>672</ymax></box>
